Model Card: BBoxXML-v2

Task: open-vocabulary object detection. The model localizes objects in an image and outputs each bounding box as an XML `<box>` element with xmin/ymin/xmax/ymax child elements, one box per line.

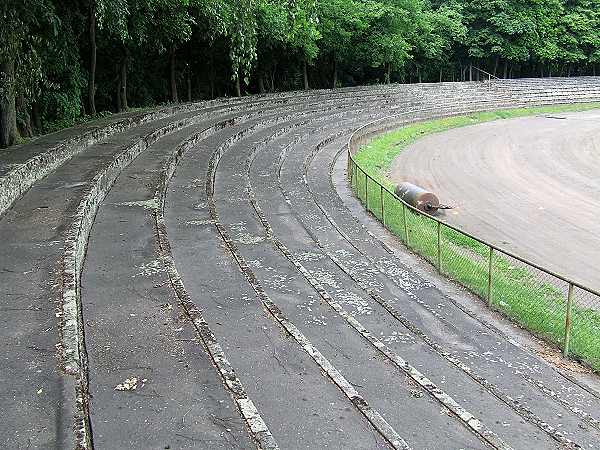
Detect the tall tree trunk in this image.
<box><xmin>303</xmin><ymin>59</ymin><xmax>309</xmax><ymax>90</ymax></box>
<box><xmin>385</xmin><ymin>62</ymin><xmax>391</xmax><ymax>84</ymax></box>
<box><xmin>258</xmin><ymin>72</ymin><xmax>266</xmax><ymax>94</ymax></box>
<box><xmin>439</xmin><ymin>67</ymin><xmax>443</xmax><ymax>83</ymax></box>
<box><xmin>469</xmin><ymin>64</ymin><xmax>473</xmax><ymax>82</ymax></box>
<box><xmin>32</xmin><ymin>101</ymin><xmax>42</xmax><ymax>132</ymax></box>
<box><xmin>332</xmin><ymin>54</ymin><xmax>337</xmax><ymax>89</ymax></box>
<box><xmin>0</xmin><ymin>59</ymin><xmax>18</xmax><ymax>148</ymax></box>
<box><xmin>16</xmin><ymin>96</ymin><xmax>32</xmax><ymax>138</ymax></box>
<box><xmin>187</xmin><ymin>70</ymin><xmax>192</xmax><ymax>102</ymax></box>
<box><xmin>117</xmin><ymin>76</ymin><xmax>122</xmax><ymax>112</ymax></box>
<box><xmin>116</xmin><ymin>63</ymin><xmax>123</xmax><ymax>112</ymax></box>
<box><xmin>417</xmin><ymin>66</ymin><xmax>422</xmax><ymax>83</ymax></box>
<box><xmin>169</xmin><ymin>45</ymin><xmax>178</xmax><ymax>103</ymax></box>
<box><xmin>209</xmin><ymin>52</ymin><xmax>215</xmax><ymax>99</ymax></box>
<box><xmin>493</xmin><ymin>56</ymin><xmax>499</xmax><ymax>76</ymax></box>
<box><xmin>235</xmin><ymin>77</ymin><xmax>241</xmax><ymax>97</ymax></box>
<box><xmin>503</xmin><ymin>61</ymin><xmax>508</xmax><ymax>79</ymax></box>
<box><xmin>88</xmin><ymin>0</ymin><xmax>97</xmax><ymax>115</ymax></box>
<box><xmin>271</xmin><ymin>63</ymin><xmax>277</xmax><ymax>91</ymax></box>
<box><xmin>120</xmin><ymin>50</ymin><xmax>128</xmax><ymax>110</ymax></box>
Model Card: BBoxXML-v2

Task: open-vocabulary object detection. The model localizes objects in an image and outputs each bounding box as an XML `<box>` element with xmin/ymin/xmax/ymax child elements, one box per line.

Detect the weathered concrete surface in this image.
<box><xmin>0</xmin><ymin>106</ymin><xmax>243</xmax><ymax>449</ymax></box>
<box><xmin>2</xmin><ymin>79</ymin><xmax>600</xmax><ymax>449</ymax></box>
<box><xmin>81</xmin><ymin>125</ymin><xmax>255</xmax><ymax>449</ymax></box>
<box><xmin>210</xmin><ymin>119</ymin><xmax>492</xmax><ymax>449</ymax></box>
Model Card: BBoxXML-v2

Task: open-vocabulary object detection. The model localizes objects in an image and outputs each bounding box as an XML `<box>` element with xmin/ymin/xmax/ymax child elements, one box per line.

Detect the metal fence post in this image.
<box><xmin>487</xmin><ymin>247</ymin><xmax>493</xmax><ymax>305</ymax></box>
<box><xmin>402</xmin><ymin>202</ymin><xmax>409</xmax><ymax>246</ymax></box>
<box><xmin>364</xmin><ymin>171</ymin><xmax>369</xmax><ymax>210</ymax></box>
<box><xmin>359</xmin><ymin>167</ymin><xmax>364</xmax><ymax>198</ymax></box>
<box><xmin>563</xmin><ymin>283</ymin><xmax>575</xmax><ymax>356</ymax></box>
<box><xmin>437</xmin><ymin>221</ymin><xmax>441</xmax><ymax>272</ymax></box>
<box><xmin>380</xmin><ymin>185</ymin><xmax>385</xmax><ymax>225</ymax></box>
<box><xmin>347</xmin><ymin>153</ymin><xmax>351</xmax><ymax>182</ymax></box>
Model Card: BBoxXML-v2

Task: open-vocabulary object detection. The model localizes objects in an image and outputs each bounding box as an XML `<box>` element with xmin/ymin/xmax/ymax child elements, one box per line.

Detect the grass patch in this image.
<box><xmin>351</xmin><ymin>103</ymin><xmax>600</xmax><ymax>371</ymax></box>
<box><xmin>355</xmin><ymin>102</ymin><xmax>600</xmax><ymax>188</ymax></box>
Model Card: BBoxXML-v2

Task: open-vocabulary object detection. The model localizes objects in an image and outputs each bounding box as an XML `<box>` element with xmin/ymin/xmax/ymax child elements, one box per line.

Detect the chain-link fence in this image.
<box><xmin>348</xmin><ymin>146</ymin><xmax>600</xmax><ymax>372</ymax></box>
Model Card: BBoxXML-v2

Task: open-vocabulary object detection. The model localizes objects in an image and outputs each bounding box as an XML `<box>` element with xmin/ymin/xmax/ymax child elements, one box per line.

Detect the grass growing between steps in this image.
<box><xmin>351</xmin><ymin>103</ymin><xmax>600</xmax><ymax>371</ymax></box>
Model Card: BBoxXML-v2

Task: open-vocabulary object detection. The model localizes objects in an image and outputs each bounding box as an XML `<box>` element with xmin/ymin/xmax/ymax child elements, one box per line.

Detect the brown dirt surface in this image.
<box><xmin>388</xmin><ymin>109</ymin><xmax>600</xmax><ymax>293</ymax></box>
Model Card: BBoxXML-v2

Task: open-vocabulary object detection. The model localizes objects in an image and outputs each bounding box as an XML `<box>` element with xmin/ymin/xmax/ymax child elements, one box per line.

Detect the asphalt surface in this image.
<box><xmin>389</xmin><ymin>110</ymin><xmax>600</xmax><ymax>292</ymax></box>
<box><xmin>2</xmin><ymin>79</ymin><xmax>600</xmax><ymax>449</ymax></box>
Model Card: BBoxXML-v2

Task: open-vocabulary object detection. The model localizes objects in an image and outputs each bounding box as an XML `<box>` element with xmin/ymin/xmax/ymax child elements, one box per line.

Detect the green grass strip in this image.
<box><xmin>356</xmin><ymin>102</ymin><xmax>600</xmax><ymax>189</ymax></box>
<box><xmin>352</xmin><ymin>103</ymin><xmax>600</xmax><ymax>371</ymax></box>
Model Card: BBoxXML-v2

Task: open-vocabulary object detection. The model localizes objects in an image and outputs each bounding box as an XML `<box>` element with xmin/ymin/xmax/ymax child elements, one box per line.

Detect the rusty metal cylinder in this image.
<box><xmin>395</xmin><ymin>182</ymin><xmax>440</xmax><ymax>214</ymax></box>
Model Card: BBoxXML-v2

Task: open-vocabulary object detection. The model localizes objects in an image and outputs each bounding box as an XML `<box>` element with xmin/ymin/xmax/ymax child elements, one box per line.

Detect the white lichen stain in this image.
<box><xmin>295</xmin><ymin>251</ymin><xmax>326</xmax><ymax>262</ymax></box>
<box><xmin>309</xmin><ymin>269</ymin><xmax>340</xmax><ymax>289</ymax></box>
<box><xmin>263</xmin><ymin>273</ymin><xmax>292</xmax><ymax>292</ymax></box>
<box><xmin>381</xmin><ymin>330</ymin><xmax>415</xmax><ymax>345</ymax></box>
<box><xmin>305</xmin><ymin>314</ymin><xmax>328</xmax><ymax>327</ymax></box>
<box><xmin>229</xmin><ymin>222</ymin><xmax>247</xmax><ymax>232</ymax></box>
<box><xmin>336</xmin><ymin>291</ymin><xmax>372</xmax><ymax>316</ymax></box>
<box><xmin>296</xmin><ymin>296</ymin><xmax>327</xmax><ymax>326</ymax></box>
<box><xmin>376</xmin><ymin>257</ymin><xmax>424</xmax><ymax>289</ymax></box>
<box><xmin>334</xmin><ymin>249</ymin><xmax>353</xmax><ymax>258</ymax></box>
<box><xmin>115</xmin><ymin>198</ymin><xmax>158</xmax><ymax>210</ymax></box>
<box><xmin>236</xmin><ymin>233</ymin><xmax>265</xmax><ymax>245</ymax></box>
<box><xmin>35</xmin><ymin>240</ymin><xmax>62</xmax><ymax>248</ymax></box>
<box><xmin>115</xmin><ymin>377</ymin><xmax>147</xmax><ymax>391</ymax></box>
<box><xmin>183</xmin><ymin>178</ymin><xmax>203</xmax><ymax>189</ymax></box>
<box><xmin>185</xmin><ymin>219</ymin><xmax>215</xmax><ymax>226</ymax></box>
<box><xmin>132</xmin><ymin>257</ymin><xmax>166</xmax><ymax>278</ymax></box>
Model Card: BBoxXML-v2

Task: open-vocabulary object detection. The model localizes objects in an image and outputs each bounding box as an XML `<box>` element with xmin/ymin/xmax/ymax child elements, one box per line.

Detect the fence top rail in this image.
<box><xmin>348</xmin><ymin>125</ymin><xmax>600</xmax><ymax>299</ymax></box>
<box><xmin>471</xmin><ymin>66</ymin><xmax>501</xmax><ymax>80</ymax></box>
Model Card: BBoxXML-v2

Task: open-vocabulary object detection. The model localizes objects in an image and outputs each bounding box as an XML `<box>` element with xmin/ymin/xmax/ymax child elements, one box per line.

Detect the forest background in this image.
<box><xmin>2</xmin><ymin>0</ymin><xmax>600</xmax><ymax>147</ymax></box>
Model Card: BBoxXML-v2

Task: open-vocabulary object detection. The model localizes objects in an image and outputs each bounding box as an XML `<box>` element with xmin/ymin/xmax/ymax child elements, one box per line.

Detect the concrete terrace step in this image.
<box><xmin>2</xmin><ymin>77</ymin><xmax>600</xmax><ymax>450</ymax></box>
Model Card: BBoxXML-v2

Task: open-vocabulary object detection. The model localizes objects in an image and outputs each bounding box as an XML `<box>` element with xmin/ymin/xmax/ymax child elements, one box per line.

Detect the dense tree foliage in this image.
<box><xmin>2</xmin><ymin>0</ymin><xmax>600</xmax><ymax>147</ymax></box>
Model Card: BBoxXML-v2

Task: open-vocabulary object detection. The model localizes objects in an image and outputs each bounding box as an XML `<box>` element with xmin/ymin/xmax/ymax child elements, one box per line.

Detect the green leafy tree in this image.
<box><xmin>360</xmin><ymin>0</ymin><xmax>421</xmax><ymax>84</ymax></box>
<box><xmin>0</xmin><ymin>0</ymin><xmax>55</xmax><ymax>146</ymax></box>
<box><xmin>317</xmin><ymin>0</ymin><xmax>379</xmax><ymax>87</ymax></box>
<box><xmin>229</xmin><ymin>0</ymin><xmax>258</xmax><ymax>95</ymax></box>
<box><xmin>412</xmin><ymin>3</ymin><xmax>467</xmax><ymax>82</ymax></box>
<box><xmin>255</xmin><ymin>0</ymin><xmax>290</xmax><ymax>92</ymax></box>
<box><xmin>4</xmin><ymin>0</ymin><xmax>600</xmax><ymax>149</ymax></box>
<box><xmin>287</xmin><ymin>0</ymin><xmax>321</xmax><ymax>89</ymax></box>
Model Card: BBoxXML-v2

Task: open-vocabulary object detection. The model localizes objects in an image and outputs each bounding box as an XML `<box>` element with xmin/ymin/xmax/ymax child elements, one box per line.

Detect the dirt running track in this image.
<box><xmin>2</xmin><ymin>79</ymin><xmax>600</xmax><ymax>450</ymax></box>
<box><xmin>389</xmin><ymin>110</ymin><xmax>600</xmax><ymax>292</ymax></box>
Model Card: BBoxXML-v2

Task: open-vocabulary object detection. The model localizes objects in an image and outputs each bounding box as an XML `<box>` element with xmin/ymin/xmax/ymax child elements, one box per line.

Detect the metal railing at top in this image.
<box><xmin>347</xmin><ymin>117</ymin><xmax>600</xmax><ymax>371</ymax></box>
<box><xmin>471</xmin><ymin>66</ymin><xmax>500</xmax><ymax>82</ymax></box>
<box><xmin>471</xmin><ymin>66</ymin><xmax>500</xmax><ymax>91</ymax></box>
